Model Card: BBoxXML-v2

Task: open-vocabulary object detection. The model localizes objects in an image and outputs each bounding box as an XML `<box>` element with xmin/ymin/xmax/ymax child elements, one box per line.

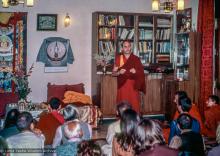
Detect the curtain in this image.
<box><xmin>197</xmin><ymin>0</ymin><xmax>214</xmax><ymax>115</ymax></box>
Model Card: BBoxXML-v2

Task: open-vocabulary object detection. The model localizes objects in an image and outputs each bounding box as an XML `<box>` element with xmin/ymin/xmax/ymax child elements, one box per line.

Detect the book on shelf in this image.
<box><xmin>139</xmin><ymin>29</ymin><xmax>153</xmax><ymax>40</ymax></box>
<box><xmin>119</xmin><ymin>16</ymin><xmax>125</xmax><ymax>26</ymax></box>
<box><xmin>99</xmin><ymin>41</ymin><xmax>115</xmax><ymax>54</ymax></box>
<box><xmin>139</xmin><ymin>41</ymin><xmax>152</xmax><ymax>53</ymax></box>
<box><xmin>156</xmin><ymin>29</ymin><xmax>170</xmax><ymax>40</ymax></box>
<box><xmin>156</xmin><ymin>42</ymin><xmax>171</xmax><ymax>53</ymax></box>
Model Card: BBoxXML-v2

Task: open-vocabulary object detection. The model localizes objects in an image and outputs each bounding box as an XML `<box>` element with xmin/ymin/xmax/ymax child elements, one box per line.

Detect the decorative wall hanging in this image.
<box><xmin>37</xmin><ymin>37</ymin><xmax>74</xmax><ymax>72</ymax></box>
<box><xmin>0</xmin><ymin>12</ymin><xmax>27</xmax><ymax>93</ymax></box>
<box><xmin>37</xmin><ymin>14</ymin><xmax>57</xmax><ymax>31</ymax></box>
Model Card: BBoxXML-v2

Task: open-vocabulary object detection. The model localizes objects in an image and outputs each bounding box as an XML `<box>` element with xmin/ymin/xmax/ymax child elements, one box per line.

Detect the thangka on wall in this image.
<box><xmin>0</xmin><ymin>12</ymin><xmax>27</xmax><ymax>93</ymax></box>
<box><xmin>37</xmin><ymin>37</ymin><xmax>74</xmax><ymax>73</ymax></box>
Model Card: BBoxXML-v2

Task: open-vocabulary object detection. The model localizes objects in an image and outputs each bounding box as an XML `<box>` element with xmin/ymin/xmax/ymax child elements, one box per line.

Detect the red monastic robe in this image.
<box><xmin>115</xmin><ymin>53</ymin><xmax>145</xmax><ymax>113</ymax></box>
<box><xmin>204</xmin><ymin>105</ymin><xmax>220</xmax><ymax>138</ymax></box>
<box><xmin>36</xmin><ymin>111</ymin><xmax>64</xmax><ymax>145</ymax></box>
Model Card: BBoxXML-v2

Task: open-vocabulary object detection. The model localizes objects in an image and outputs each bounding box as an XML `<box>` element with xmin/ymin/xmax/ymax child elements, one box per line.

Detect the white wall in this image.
<box><xmin>0</xmin><ymin>0</ymin><xmax>198</xmax><ymax>103</ymax></box>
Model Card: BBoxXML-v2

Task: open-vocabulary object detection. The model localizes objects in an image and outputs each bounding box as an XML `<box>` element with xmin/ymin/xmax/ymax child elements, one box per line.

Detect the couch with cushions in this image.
<box><xmin>47</xmin><ymin>83</ymin><xmax>101</xmax><ymax>128</ymax></box>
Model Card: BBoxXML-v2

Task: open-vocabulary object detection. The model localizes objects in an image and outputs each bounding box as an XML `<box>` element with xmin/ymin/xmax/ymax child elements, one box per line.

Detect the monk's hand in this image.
<box><xmin>130</xmin><ymin>68</ymin><xmax>136</xmax><ymax>74</ymax></box>
<box><xmin>119</xmin><ymin>69</ymin><xmax>126</xmax><ymax>75</ymax></box>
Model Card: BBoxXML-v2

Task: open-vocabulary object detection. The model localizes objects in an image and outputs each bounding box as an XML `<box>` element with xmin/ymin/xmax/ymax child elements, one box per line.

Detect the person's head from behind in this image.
<box><xmin>177</xmin><ymin>113</ymin><xmax>193</xmax><ymax>130</ymax></box>
<box><xmin>177</xmin><ymin>97</ymin><xmax>192</xmax><ymax>113</ymax></box>
<box><xmin>16</xmin><ymin>112</ymin><xmax>34</xmax><ymax>132</ymax></box>
<box><xmin>49</xmin><ymin>97</ymin><xmax>61</xmax><ymax>111</ymax></box>
<box><xmin>134</xmin><ymin>119</ymin><xmax>165</xmax><ymax>154</ymax></box>
<box><xmin>63</xmin><ymin>105</ymin><xmax>79</xmax><ymax>122</ymax></box>
<box><xmin>206</xmin><ymin>95</ymin><xmax>219</xmax><ymax>107</ymax></box>
<box><xmin>64</xmin><ymin>121</ymin><xmax>82</xmax><ymax>140</ymax></box>
<box><xmin>174</xmin><ymin>91</ymin><xmax>188</xmax><ymax>105</ymax></box>
<box><xmin>116</xmin><ymin>101</ymin><xmax>132</xmax><ymax>118</ymax></box>
<box><xmin>4</xmin><ymin>109</ymin><xmax>20</xmax><ymax>129</ymax></box>
<box><xmin>120</xmin><ymin>109</ymin><xmax>140</xmax><ymax>135</ymax></box>
<box><xmin>77</xmin><ymin>140</ymin><xmax>101</xmax><ymax>156</ymax></box>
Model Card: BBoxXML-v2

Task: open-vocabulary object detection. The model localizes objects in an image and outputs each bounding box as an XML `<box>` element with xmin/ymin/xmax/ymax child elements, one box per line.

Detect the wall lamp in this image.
<box><xmin>2</xmin><ymin>0</ymin><xmax>34</xmax><ymax>8</ymax></box>
<box><xmin>152</xmin><ymin>0</ymin><xmax>184</xmax><ymax>13</ymax></box>
<box><xmin>64</xmin><ymin>13</ymin><xmax>71</xmax><ymax>27</ymax></box>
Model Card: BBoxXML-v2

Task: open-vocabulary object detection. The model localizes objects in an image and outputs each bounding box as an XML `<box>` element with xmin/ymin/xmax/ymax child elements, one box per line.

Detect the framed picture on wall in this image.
<box><xmin>37</xmin><ymin>14</ymin><xmax>57</xmax><ymax>31</ymax></box>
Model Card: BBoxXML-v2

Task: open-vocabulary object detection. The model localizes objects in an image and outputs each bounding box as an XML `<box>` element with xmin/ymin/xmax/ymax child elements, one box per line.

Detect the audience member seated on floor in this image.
<box><xmin>55</xmin><ymin>121</ymin><xmax>83</xmax><ymax>156</ymax></box>
<box><xmin>0</xmin><ymin>136</ymin><xmax>9</xmax><ymax>156</ymax></box>
<box><xmin>102</xmin><ymin>101</ymin><xmax>132</xmax><ymax>156</ymax></box>
<box><xmin>204</xmin><ymin>95</ymin><xmax>220</xmax><ymax>138</ymax></box>
<box><xmin>168</xmin><ymin>97</ymin><xmax>200</xmax><ymax>144</ymax></box>
<box><xmin>0</xmin><ymin>109</ymin><xmax>20</xmax><ymax>139</ymax></box>
<box><xmin>53</xmin><ymin>105</ymin><xmax>92</xmax><ymax>148</ymax></box>
<box><xmin>112</xmin><ymin>109</ymin><xmax>140</xmax><ymax>156</ymax></box>
<box><xmin>173</xmin><ymin>91</ymin><xmax>205</xmax><ymax>134</ymax></box>
<box><xmin>171</xmin><ymin>113</ymin><xmax>205</xmax><ymax>156</ymax></box>
<box><xmin>78</xmin><ymin>140</ymin><xmax>102</xmax><ymax>156</ymax></box>
<box><xmin>6</xmin><ymin>112</ymin><xmax>45</xmax><ymax>156</ymax></box>
<box><xmin>163</xmin><ymin>91</ymin><xmax>204</xmax><ymax>142</ymax></box>
<box><xmin>36</xmin><ymin>97</ymin><xmax>64</xmax><ymax>145</ymax></box>
<box><xmin>134</xmin><ymin>119</ymin><xmax>178</xmax><ymax>156</ymax></box>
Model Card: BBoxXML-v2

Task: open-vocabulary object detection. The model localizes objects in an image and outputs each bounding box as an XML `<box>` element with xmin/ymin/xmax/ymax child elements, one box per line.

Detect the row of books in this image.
<box><xmin>157</xmin><ymin>18</ymin><xmax>171</xmax><ymax>27</ymax></box>
<box><xmin>99</xmin><ymin>28</ymin><xmax>116</xmax><ymax>39</ymax></box>
<box><xmin>98</xmin><ymin>15</ymin><xmax>117</xmax><ymax>26</ymax></box>
<box><xmin>156</xmin><ymin>29</ymin><xmax>171</xmax><ymax>40</ymax></box>
<box><xmin>139</xmin><ymin>52</ymin><xmax>151</xmax><ymax>65</ymax></box>
<box><xmin>156</xmin><ymin>42</ymin><xmax>171</xmax><ymax>53</ymax></box>
<box><xmin>139</xmin><ymin>22</ymin><xmax>153</xmax><ymax>27</ymax></box>
<box><xmin>118</xmin><ymin>15</ymin><xmax>134</xmax><ymax>26</ymax></box>
<box><xmin>118</xmin><ymin>28</ymin><xmax>134</xmax><ymax>40</ymax></box>
<box><xmin>139</xmin><ymin>29</ymin><xmax>153</xmax><ymax>40</ymax></box>
<box><xmin>156</xmin><ymin>54</ymin><xmax>170</xmax><ymax>63</ymax></box>
<box><xmin>138</xmin><ymin>41</ymin><xmax>152</xmax><ymax>53</ymax></box>
<box><xmin>99</xmin><ymin>41</ymin><xmax>115</xmax><ymax>54</ymax></box>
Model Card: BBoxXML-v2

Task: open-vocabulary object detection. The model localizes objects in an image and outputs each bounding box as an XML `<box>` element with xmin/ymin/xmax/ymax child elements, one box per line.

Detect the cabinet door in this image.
<box><xmin>101</xmin><ymin>75</ymin><xmax>117</xmax><ymax>117</ymax></box>
<box><xmin>142</xmin><ymin>75</ymin><xmax>163</xmax><ymax>114</ymax></box>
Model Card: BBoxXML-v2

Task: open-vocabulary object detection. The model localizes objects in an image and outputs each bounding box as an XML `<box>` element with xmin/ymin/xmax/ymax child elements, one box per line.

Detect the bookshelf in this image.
<box><xmin>92</xmin><ymin>12</ymin><xmax>173</xmax><ymax>73</ymax></box>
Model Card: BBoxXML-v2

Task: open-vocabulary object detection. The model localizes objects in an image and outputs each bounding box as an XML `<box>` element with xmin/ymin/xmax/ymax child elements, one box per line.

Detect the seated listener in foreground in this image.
<box><xmin>78</xmin><ymin>140</ymin><xmax>102</xmax><ymax>156</ymax></box>
<box><xmin>6</xmin><ymin>112</ymin><xmax>45</xmax><ymax>156</ymax></box>
<box><xmin>112</xmin><ymin>109</ymin><xmax>141</xmax><ymax>156</ymax></box>
<box><xmin>204</xmin><ymin>95</ymin><xmax>220</xmax><ymax>138</ymax></box>
<box><xmin>53</xmin><ymin>105</ymin><xmax>92</xmax><ymax>148</ymax></box>
<box><xmin>173</xmin><ymin>113</ymin><xmax>205</xmax><ymax>156</ymax></box>
<box><xmin>102</xmin><ymin>101</ymin><xmax>132</xmax><ymax>156</ymax></box>
<box><xmin>0</xmin><ymin>109</ymin><xmax>20</xmax><ymax>139</ymax></box>
<box><xmin>134</xmin><ymin>119</ymin><xmax>178</xmax><ymax>156</ymax></box>
<box><xmin>36</xmin><ymin>97</ymin><xmax>64</xmax><ymax>145</ymax></box>
<box><xmin>168</xmin><ymin>97</ymin><xmax>200</xmax><ymax>143</ymax></box>
<box><xmin>55</xmin><ymin>121</ymin><xmax>83</xmax><ymax>156</ymax></box>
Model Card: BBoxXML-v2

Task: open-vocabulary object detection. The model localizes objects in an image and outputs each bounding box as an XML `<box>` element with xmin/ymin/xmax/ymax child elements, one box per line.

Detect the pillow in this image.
<box><xmin>47</xmin><ymin>83</ymin><xmax>66</xmax><ymax>102</ymax></box>
<box><xmin>63</xmin><ymin>91</ymin><xmax>92</xmax><ymax>105</ymax></box>
<box><xmin>66</xmin><ymin>83</ymin><xmax>85</xmax><ymax>94</ymax></box>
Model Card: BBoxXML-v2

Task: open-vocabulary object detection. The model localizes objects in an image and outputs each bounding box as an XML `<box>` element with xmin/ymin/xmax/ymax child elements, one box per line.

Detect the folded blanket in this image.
<box><xmin>63</xmin><ymin>91</ymin><xmax>92</xmax><ymax>104</ymax></box>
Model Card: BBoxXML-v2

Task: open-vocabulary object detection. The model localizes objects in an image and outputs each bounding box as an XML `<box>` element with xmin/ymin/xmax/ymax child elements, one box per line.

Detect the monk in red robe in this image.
<box><xmin>112</xmin><ymin>41</ymin><xmax>145</xmax><ymax>113</ymax></box>
<box><xmin>203</xmin><ymin>95</ymin><xmax>220</xmax><ymax>138</ymax></box>
<box><xmin>36</xmin><ymin>97</ymin><xmax>65</xmax><ymax>145</ymax></box>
